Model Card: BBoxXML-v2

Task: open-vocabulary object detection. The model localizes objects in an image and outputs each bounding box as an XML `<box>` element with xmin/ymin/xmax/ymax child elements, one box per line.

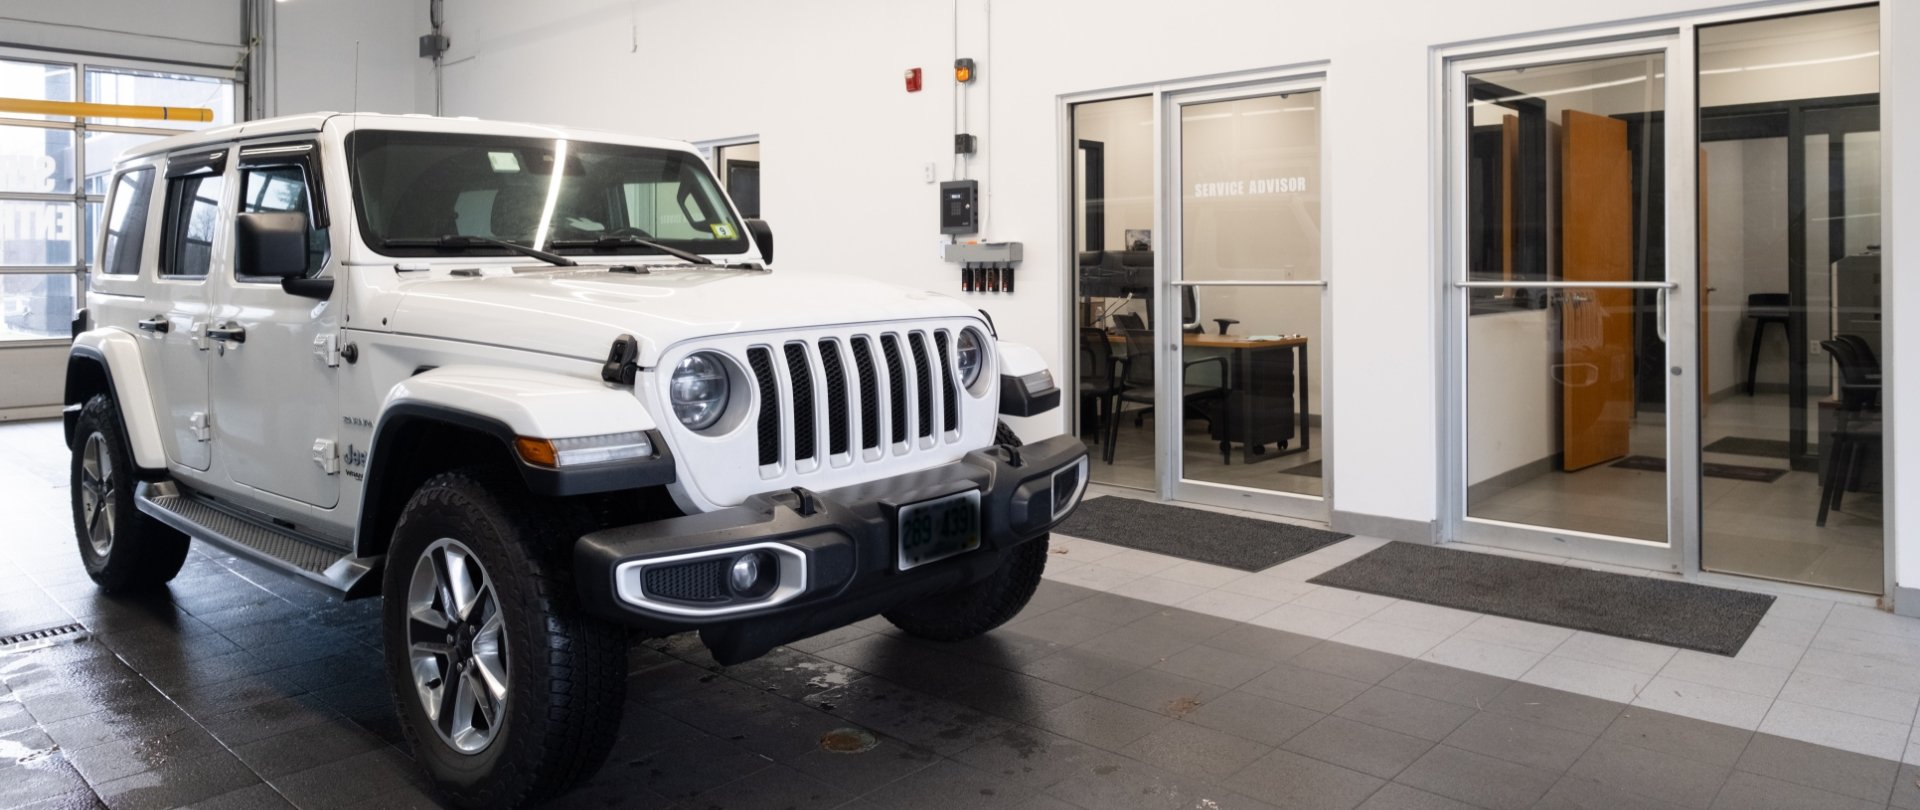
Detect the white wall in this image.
<box><xmin>1887</xmin><ymin>0</ymin><xmax>1917</xmax><ymax>610</ymax></box>
<box><xmin>1466</xmin><ymin>309</ymin><xmax>1558</xmax><ymax>487</ymax></box>
<box><xmin>269</xmin><ymin>0</ymin><xmax>428</xmax><ymax>116</ymax></box>
<box><xmin>424</xmin><ymin>0</ymin><xmax>1913</xmax><ymax>599</ymax></box>
<box><xmin>1</xmin><ymin>1</ymin><xmax>244</xmax><ymax>68</ymax></box>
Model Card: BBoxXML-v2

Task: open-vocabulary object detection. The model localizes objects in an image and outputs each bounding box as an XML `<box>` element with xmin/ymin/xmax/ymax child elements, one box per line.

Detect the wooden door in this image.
<box><xmin>1560</xmin><ymin>110</ymin><xmax>1634</xmax><ymax>471</ymax></box>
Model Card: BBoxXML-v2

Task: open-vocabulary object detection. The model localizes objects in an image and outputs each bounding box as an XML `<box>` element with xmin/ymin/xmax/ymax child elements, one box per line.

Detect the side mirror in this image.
<box><xmin>236</xmin><ymin>212</ymin><xmax>309</xmax><ymax>279</ymax></box>
<box><xmin>744</xmin><ymin>218</ymin><xmax>773</xmax><ymax>265</ymax></box>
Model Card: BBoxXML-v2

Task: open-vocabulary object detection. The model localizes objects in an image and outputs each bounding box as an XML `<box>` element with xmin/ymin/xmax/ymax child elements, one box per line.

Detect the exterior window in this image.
<box><xmin>100</xmin><ymin>168</ymin><xmax>154</xmax><ymax>276</ymax></box>
<box><xmin>162</xmin><ymin>174</ymin><xmax>225</xmax><ymax>278</ymax></box>
<box><xmin>239</xmin><ymin>165</ymin><xmax>329</xmax><ymax>278</ymax></box>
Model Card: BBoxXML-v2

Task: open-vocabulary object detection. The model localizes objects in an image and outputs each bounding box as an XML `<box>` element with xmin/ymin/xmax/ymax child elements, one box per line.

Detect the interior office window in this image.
<box><xmin>239</xmin><ymin>165</ymin><xmax>329</xmax><ymax>278</ymax></box>
<box><xmin>713</xmin><ymin>142</ymin><xmax>760</xmax><ymax>219</ymax></box>
<box><xmin>162</xmin><ymin>174</ymin><xmax>225</xmax><ymax>277</ymax></box>
<box><xmin>100</xmin><ymin>168</ymin><xmax>154</xmax><ymax>275</ymax></box>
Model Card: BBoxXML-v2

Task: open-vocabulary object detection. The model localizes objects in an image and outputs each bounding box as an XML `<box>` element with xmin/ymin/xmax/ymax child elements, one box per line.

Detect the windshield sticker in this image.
<box><xmin>710</xmin><ymin>223</ymin><xmax>735</xmax><ymax>239</ymax></box>
<box><xmin>487</xmin><ymin>151</ymin><xmax>522</xmax><ymax>173</ymax></box>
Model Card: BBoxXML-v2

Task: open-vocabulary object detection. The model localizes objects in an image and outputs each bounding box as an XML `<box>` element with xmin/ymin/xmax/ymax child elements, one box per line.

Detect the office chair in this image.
<box><xmin>1104</xmin><ymin>328</ymin><xmax>1225</xmax><ymax>464</ymax></box>
<box><xmin>1112</xmin><ymin>312</ymin><xmax>1146</xmax><ymax>333</ymax></box>
<box><xmin>1078</xmin><ymin>327</ymin><xmax>1121</xmax><ymax>448</ymax></box>
<box><xmin>1816</xmin><ymin>338</ymin><xmax>1881</xmax><ymax>527</ymax></box>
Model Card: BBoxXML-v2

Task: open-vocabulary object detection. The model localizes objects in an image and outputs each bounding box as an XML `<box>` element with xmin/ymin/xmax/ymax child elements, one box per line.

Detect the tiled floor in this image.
<box><xmin>1</xmin><ymin>419</ymin><xmax>1918</xmax><ymax>809</ymax></box>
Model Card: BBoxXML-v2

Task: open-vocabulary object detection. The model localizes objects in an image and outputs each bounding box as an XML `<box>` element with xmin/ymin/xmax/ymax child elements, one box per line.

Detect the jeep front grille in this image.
<box><xmin>752</xmin><ymin>328</ymin><xmax>962</xmax><ymax>471</ymax></box>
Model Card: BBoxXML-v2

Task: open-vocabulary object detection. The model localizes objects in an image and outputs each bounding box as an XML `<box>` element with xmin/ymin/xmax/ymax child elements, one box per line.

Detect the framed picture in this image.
<box><xmin>1124</xmin><ymin>229</ymin><xmax>1151</xmax><ymax>251</ymax></box>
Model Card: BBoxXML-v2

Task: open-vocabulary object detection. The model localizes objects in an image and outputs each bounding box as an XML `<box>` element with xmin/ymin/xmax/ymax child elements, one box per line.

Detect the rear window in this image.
<box><xmin>99</xmin><ymin>168</ymin><xmax>155</xmax><ymax>276</ymax></box>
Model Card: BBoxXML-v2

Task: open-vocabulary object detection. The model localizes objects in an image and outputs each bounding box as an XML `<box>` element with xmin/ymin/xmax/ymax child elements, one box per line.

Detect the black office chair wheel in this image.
<box><xmin>1277</xmin><ymin>441</ymin><xmax>1288</xmax><ymax>451</ymax></box>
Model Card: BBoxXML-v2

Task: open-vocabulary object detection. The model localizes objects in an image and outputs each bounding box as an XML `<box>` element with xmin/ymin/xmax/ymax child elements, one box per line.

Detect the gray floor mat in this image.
<box><xmin>1053</xmin><ymin>496</ymin><xmax>1350</xmax><ymax>572</ymax></box>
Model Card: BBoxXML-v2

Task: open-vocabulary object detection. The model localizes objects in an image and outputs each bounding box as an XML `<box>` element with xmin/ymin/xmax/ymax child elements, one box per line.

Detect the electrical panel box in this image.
<box><xmin>939</xmin><ymin>180</ymin><xmax>978</xmax><ymax>235</ymax></box>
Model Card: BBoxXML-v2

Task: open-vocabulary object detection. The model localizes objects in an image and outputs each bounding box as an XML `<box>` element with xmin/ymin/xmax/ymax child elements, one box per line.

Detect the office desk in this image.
<box><xmin>1106</xmin><ymin>333</ymin><xmax>1311</xmax><ymax>463</ymax></box>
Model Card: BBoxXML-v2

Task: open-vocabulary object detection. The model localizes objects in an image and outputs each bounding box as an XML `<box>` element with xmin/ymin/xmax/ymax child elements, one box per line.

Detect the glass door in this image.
<box><xmin>1164</xmin><ymin>81</ymin><xmax>1329</xmax><ymax>520</ymax></box>
<box><xmin>1446</xmin><ymin>35</ymin><xmax>1695</xmax><ymax>572</ymax></box>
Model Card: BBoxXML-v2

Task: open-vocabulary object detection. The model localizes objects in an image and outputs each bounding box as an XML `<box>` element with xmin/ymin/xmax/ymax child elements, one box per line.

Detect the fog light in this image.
<box><xmin>729</xmin><ymin>551</ymin><xmax>776</xmax><ymax>598</ymax></box>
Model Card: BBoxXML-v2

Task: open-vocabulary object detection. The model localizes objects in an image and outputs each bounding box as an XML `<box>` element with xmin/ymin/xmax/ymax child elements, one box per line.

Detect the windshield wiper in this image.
<box><xmin>548</xmin><ymin>234</ymin><xmax>713</xmax><ymax>265</ymax></box>
<box><xmin>385</xmin><ymin>234</ymin><xmax>577</xmax><ymax>267</ymax></box>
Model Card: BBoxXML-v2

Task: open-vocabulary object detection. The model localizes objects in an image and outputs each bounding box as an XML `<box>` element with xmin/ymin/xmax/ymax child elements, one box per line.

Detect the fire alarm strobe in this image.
<box><xmin>904</xmin><ymin>67</ymin><xmax>923</xmax><ymax>93</ymax></box>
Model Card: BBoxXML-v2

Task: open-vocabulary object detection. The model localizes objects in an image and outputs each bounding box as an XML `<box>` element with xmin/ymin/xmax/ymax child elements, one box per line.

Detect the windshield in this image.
<box><xmin>347</xmin><ymin>130</ymin><xmax>749</xmax><ymax>258</ymax></box>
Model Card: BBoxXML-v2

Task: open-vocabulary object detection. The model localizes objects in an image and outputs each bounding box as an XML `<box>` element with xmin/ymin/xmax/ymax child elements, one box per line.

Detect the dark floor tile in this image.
<box><xmin>941</xmin><ymin>629</ymin><xmax>1069</xmax><ymax>670</ymax></box>
<box><xmin>1534</xmin><ymin>775</ymin><xmax>1688</xmax><ymax>810</ymax></box>
<box><xmin>1224</xmin><ymin>747</ymin><xmax>1384</xmax><ymax>810</ymax></box>
<box><xmin>1031</xmin><ymin>694</ymin><xmax>1172</xmax><ymax>752</ymax></box>
<box><xmin>946</xmin><ymin>669</ymin><xmax>1086</xmax><ymax>721</ymax></box>
<box><xmin>864</xmin><ymin>758</ymin><xmax>1038</xmax><ymax>810</ymax></box>
<box><xmin>166</xmin><ymin>667</ymin><xmax>309</xmax><ymax>717</ymax></box>
<box><xmin>0</xmin><ymin>729</ymin><xmax>90</xmax><ymax>807</ymax></box>
<box><xmin>951</xmin><ymin>726</ymin><xmax>1119</xmax><ymax>794</ymax></box>
<box><xmin>1016</xmin><ymin>646</ymin><xmax>1145</xmax><ymax>693</ymax></box>
<box><xmin>1333</xmin><ymin>686</ymin><xmax>1475</xmax><ymax>743</ymax></box>
<box><xmin>718</xmin><ymin>646</ymin><xmax>865</xmax><ymax>700</ymax></box>
<box><xmin>1074</xmin><ymin>622</ymin><xmax>1203</xmax><ymax>667</ymax></box>
<box><xmin>784</xmin><ymin>729</ymin><xmax>937</xmax><ymax>796</ymax></box>
<box><xmin>1567</xmin><ymin>738</ymin><xmax>1730</xmax><ymax>809</ymax></box>
<box><xmin>1378</xmin><ymin>660</ymin><xmax>1509</xmax><ymax>709</ymax></box>
<box><xmin>653</xmin><ymin>678</ymin><xmax>842</xmax><ymax>761</ymax></box>
<box><xmin>1092</xmin><ymin>667</ymin><xmax>1229</xmax><ymax>718</ymax></box>
<box><xmin>1393</xmin><ymin>745</ymin><xmax>1559</xmax><ymax>810</ymax></box>
<box><xmin>1893</xmin><ymin>763</ymin><xmax>1920</xmax><ymax>810</ymax></box>
<box><xmin>1734</xmin><ymin>733</ymin><xmax>1901</xmax><ymax>804</ymax></box>
<box><xmin>1126</xmin><ymin>606</ymin><xmax>1238</xmax><ymax>643</ymax></box>
<box><xmin>179</xmin><ymin>782</ymin><xmax>295</xmax><ymax>810</ymax></box>
<box><xmin>1482</xmin><ymin>681</ymin><xmax>1622</xmax><ymax>737</ymax></box>
<box><xmin>232</xmin><ymin>724</ymin><xmax>388</xmax><ymax>779</ymax></box>
<box><xmin>1207</xmin><ymin>622</ymin><xmax>1321</xmax><ymax>663</ymax></box>
<box><xmin>41</xmin><ymin>697</ymin><xmax>193</xmax><ymax>752</ymax></box>
<box><xmin>1151</xmin><ymin>643</ymin><xmax>1277</xmax><ymax>689</ymax></box>
<box><xmin>92</xmin><ymin>748</ymin><xmax>261</xmax><ymax>810</ymax></box>
<box><xmin>1602</xmin><ymin>707</ymin><xmax>1752</xmax><ymax>769</ymax></box>
<box><xmin>269</xmin><ymin>747</ymin><xmax>425</xmax><ymax>810</ymax></box>
<box><xmin>1042</xmin><ymin>757</ymin><xmax>1212</xmax><ymax>810</ymax></box>
<box><xmin>1282</xmin><ymin>715</ymin><xmax>1433</xmax><ymax>780</ymax></box>
<box><xmin>782</xmin><ymin>623</ymin><xmax>874</xmax><ymax>654</ymax></box>
<box><xmin>1056</xmin><ymin>591</ymin><xmax>1167</xmax><ymax>626</ymax></box>
<box><xmin>687</xmin><ymin>763</ymin><xmax>849</xmax><ymax>810</ymax></box>
<box><xmin>1120</xmin><ymin>719</ymin><xmax>1272</xmax><ymax>780</ymax></box>
<box><xmin>1440</xmin><ymin>711</ymin><xmax>1594</xmax><ymax>773</ymax></box>
<box><xmin>1356</xmin><ymin>782</ymin><xmax>1481</xmax><ymax>810</ymax></box>
<box><xmin>1024</xmin><ymin>579</ymin><xmax>1095</xmax><ymax>615</ymax></box>
<box><xmin>138</xmin><ymin>649</ymin><xmax>284</xmax><ymax>692</ymax></box>
<box><xmin>64</xmin><ymin>725</ymin><xmax>227</xmax><ymax>785</ymax></box>
<box><xmin>805</xmin><ymin>678</ymin><xmax>1012</xmax><ymax>756</ymax></box>
<box><xmin>204</xmin><ymin>694</ymin><xmax>344</xmax><ymax>747</ymax></box>
<box><xmin>1238</xmin><ymin>663</ymin><xmax>1371</xmax><ymax>714</ymax></box>
<box><xmin>1290</xmin><ymin>641</ymin><xmax>1409</xmax><ymax>685</ymax></box>
<box><xmin>15</xmin><ymin>787</ymin><xmax>106</xmax><ymax>810</ymax></box>
<box><xmin>1181</xmin><ymin>689</ymin><xmax>1324</xmax><ymax>748</ymax></box>
<box><xmin>272</xmin><ymin>648</ymin><xmax>385</xmax><ymax>693</ymax></box>
<box><xmin>1710</xmin><ymin>771</ymin><xmax>1886</xmax><ymax>810</ymax></box>
<box><xmin>814</xmin><ymin>633</ymin><xmax>1000</xmax><ymax>697</ymax></box>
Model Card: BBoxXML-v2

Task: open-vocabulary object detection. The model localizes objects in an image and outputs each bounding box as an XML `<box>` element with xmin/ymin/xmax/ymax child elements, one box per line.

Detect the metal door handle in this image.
<box><xmin>207</xmin><ymin>323</ymin><xmax>246</xmax><ymax>344</ymax></box>
<box><xmin>1656</xmin><ymin>288</ymin><xmax>1669</xmax><ymax>343</ymax></box>
<box><xmin>136</xmin><ymin>317</ymin><xmax>169</xmax><ymax>334</ymax></box>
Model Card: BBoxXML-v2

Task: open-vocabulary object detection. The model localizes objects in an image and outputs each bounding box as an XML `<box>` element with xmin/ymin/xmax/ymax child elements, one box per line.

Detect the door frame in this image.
<box><xmin>1057</xmin><ymin>62</ymin><xmax>1333</xmax><ymax>522</ymax></box>
<box><xmin>1161</xmin><ymin>77</ymin><xmax>1333</xmax><ymax>522</ymax></box>
<box><xmin>1432</xmin><ymin>0</ymin><xmax>1892</xmax><ymax>592</ymax></box>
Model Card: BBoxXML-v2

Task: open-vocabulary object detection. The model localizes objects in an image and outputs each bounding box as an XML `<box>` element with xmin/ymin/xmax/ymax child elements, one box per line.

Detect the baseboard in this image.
<box><xmin>1331</xmin><ymin>510</ymin><xmax>1437</xmax><ymax>544</ymax></box>
<box><xmin>1895</xmin><ymin>585</ymin><xmax>1920</xmax><ymax>619</ymax></box>
<box><xmin>1465</xmin><ymin>454</ymin><xmax>1559</xmax><ymax>507</ymax></box>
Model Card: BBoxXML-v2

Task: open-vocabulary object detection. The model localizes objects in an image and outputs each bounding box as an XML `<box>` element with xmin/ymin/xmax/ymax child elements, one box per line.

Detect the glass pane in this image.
<box><xmin>162</xmin><ymin>174</ymin><xmax>225</xmax><ymax>277</ymax></box>
<box><xmin>0</xmin><ymin>125</ymin><xmax>74</xmax><ymax>194</ymax></box>
<box><xmin>0</xmin><ymin>199</ymin><xmax>80</xmax><ymax>267</ymax></box>
<box><xmin>1698</xmin><ymin>7</ymin><xmax>1883</xmax><ymax>593</ymax></box>
<box><xmin>1179</xmin><ymin>287</ymin><xmax>1321</xmax><ymax>496</ymax></box>
<box><xmin>715</xmin><ymin>142</ymin><xmax>761</xmax><ymax>218</ymax></box>
<box><xmin>1070</xmin><ymin>95</ymin><xmax>1154</xmax><ymax>489</ymax></box>
<box><xmin>84</xmin><ymin>67</ymin><xmax>234</xmax><ymax>130</ymax></box>
<box><xmin>84</xmin><ymin>131</ymin><xmax>165</xmax><ymax>195</ymax></box>
<box><xmin>1463</xmin><ymin>52</ymin><xmax>1669</xmax><ymax>544</ymax></box>
<box><xmin>85</xmin><ymin>200</ymin><xmax>100</xmax><ymax>268</ymax></box>
<box><xmin>0</xmin><ymin>273</ymin><xmax>76</xmax><ymax>341</ymax></box>
<box><xmin>241</xmin><ymin>166</ymin><xmax>330</xmax><ymax>277</ymax></box>
<box><xmin>0</xmin><ymin>59</ymin><xmax>76</xmax><ymax>122</ymax></box>
<box><xmin>1180</xmin><ymin>92</ymin><xmax>1320</xmax><ymax>282</ymax></box>
<box><xmin>101</xmin><ymin>168</ymin><xmax>155</xmax><ymax>276</ymax></box>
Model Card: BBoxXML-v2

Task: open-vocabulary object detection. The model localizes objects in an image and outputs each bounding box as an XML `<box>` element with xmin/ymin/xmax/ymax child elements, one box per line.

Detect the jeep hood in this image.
<box><xmin>385</xmin><ymin>267</ymin><xmax>984</xmax><ymax>366</ymax></box>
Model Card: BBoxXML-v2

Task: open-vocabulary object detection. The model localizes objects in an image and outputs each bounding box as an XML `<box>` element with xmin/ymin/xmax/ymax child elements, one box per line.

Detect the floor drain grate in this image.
<box><xmin>0</xmin><ymin>623</ymin><xmax>89</xmax><ymax>653</ymax></box>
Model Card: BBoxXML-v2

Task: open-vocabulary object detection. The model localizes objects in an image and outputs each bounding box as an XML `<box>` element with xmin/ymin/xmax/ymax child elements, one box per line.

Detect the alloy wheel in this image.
<box><xmin>78</xmin><ymin>432</ymin><xmax>116</xmax><ymax>557</ymax></box>
<box><xmin>406</xmin><ymin>538</ymin><xmax>508</xmax><ymax>754</ymax></box>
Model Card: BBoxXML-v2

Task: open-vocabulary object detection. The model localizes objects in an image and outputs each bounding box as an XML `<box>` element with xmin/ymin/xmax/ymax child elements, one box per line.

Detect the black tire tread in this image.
<box><xmin>386</xmin><ymin>467</ymin><xmax>626</xmax><ymax>809</ymax></box>
<box><xmin>72</xmin><ymin>394</ymin><xmax>188</xmax><ymax>592</ymax></box>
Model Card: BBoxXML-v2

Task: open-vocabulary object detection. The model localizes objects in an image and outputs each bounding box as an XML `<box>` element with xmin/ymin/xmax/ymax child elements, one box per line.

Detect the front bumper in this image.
<box><xmin>574</xmin><ymin>434</ymin><xmax>1088</xmax><ymax>664</ymax></box>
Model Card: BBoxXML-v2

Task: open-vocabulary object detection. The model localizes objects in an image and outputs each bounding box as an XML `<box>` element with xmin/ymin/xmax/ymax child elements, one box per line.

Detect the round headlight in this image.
<box><xmin>956</xmin><ymin>329</ymin><xmax>985</xmax><ymax>387</ymax></box>
<box><xmin>670</xmin><ymin>352</ymin><xmax>729</xmax><ymax>430</ymax></box>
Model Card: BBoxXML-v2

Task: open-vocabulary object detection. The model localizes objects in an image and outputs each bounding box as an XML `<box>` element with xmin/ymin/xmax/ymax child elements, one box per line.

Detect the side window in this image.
<box><xmin>100</xmin><ymin>168</ymin><xmax>155</xmax><ymax>276</ymax></box>
<box><xmin>239</xmin><ymin>164</ymin><xmax>330</xmax><ymax>279</ymax></box>
<box><xmin>161</xmin><ymin>173</ymin><xmax>226</xmax><ymax>278</ymax></box>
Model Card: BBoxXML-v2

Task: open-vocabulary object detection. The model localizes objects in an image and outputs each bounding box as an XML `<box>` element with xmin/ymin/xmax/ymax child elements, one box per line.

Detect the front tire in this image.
<box><xmin>884</xmin><ymin>421</ymin><xmax>1048</xmax><ymax>641</ymax></box>
<box><xmin>381</xmin><ymin>468</ymin><xmax>626</xmax><ymax>809</ymax></box>
<box><xmin>70</xmin><ymin>394</ymin><xmax>188</xmax><ymax>592</ymax></box>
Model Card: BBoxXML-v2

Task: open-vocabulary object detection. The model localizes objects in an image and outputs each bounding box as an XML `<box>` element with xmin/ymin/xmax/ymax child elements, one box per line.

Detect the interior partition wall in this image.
<box><xmin>1439</xmin><ymin>1</ymin><xmax>1890</xmax><ymax>596</ymax></box>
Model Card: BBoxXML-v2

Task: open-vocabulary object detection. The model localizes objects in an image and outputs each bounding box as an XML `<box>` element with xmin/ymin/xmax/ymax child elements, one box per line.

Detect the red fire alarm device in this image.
<box><xmin>904</xmin><ymin>68</ymin><xmax>923</xmax><ymax>93</ymax></box>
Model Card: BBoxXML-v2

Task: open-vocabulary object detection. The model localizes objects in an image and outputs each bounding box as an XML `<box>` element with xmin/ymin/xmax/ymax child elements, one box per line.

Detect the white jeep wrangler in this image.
<box><xmin>63</xmin><ymin>113</ymin><xmax>1086</xmax><ymax>807</ymax></box>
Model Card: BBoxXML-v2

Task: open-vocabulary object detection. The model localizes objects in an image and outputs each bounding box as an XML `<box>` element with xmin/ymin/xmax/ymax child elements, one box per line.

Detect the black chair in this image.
<box><xmin>1745</xmin><ymin>293</ymin><xmax>1789</xmax><ymax>395</ymax></box>
<box><xmin>1104</xmin><ymin>328</ymin><xmax>1225</xmax><ymax>464</ymax></box>
<box><xmin>1078</xmin><ymin>327</ymin><xmax>1120</xmax><ymax>448</ymax></box>
<box><xmin>1816</xmin><ymin>338</ymin><xmax>1881</xmax><ymax>527</ymax></box>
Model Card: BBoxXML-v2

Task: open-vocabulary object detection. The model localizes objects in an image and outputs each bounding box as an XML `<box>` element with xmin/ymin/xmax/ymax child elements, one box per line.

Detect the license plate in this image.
<box><xmin>897</xmin><ymin>490</ymin><xmax>982</xmax><ymax>570</ymax></box>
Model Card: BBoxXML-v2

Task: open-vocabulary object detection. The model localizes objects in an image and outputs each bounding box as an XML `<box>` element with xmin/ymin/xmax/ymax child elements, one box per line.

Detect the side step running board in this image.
<box><xmin>136</xmin><ymin>481</ymin><xmax>379</xmax><ymax>596</ymax></box>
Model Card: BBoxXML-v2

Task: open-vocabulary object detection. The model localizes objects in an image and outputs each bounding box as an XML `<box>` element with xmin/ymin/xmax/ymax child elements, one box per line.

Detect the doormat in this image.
<box><xmin>1703</xmin><ymin>436</ymin><xmax>1791</xmax><ymax>459</ymax></box>
<box><xmin>1610</xmin><ymin>455</ymin><xmax>1787</xmax><ymax>483</ymax></box>
<box><xmin>1310</xmin><ymin>543</ymin><xmax>1772</xmax><ymax>656</ymax></box>
<box><xmin>1278</xmin><ymin>460</ymin><xmax>1322</xmax><ymax>478</ymax></box>
<box><xmin>1053</xmin><ymin>497</ymin><xmax>1350</xmax><ymax>572</ymax></box>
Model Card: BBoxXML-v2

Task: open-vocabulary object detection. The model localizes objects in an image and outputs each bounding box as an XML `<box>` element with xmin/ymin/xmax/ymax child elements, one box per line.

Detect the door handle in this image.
<box><xmin>207</xmin><ymin>323</ymin><xmax>246</xmax><ymax>344</ymax></box>
<box><xmin>136</xmin><ymin>317</ymin><xmax>169</xmax><ymax>334</ymax></box>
